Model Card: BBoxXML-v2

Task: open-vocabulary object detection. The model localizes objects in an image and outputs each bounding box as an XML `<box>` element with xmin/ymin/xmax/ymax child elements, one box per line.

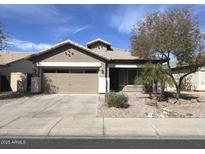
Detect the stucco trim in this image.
<box><xmin>108</xmin><ymin>64</ymin><xmax>142</xmax><ymax>68</ymax></box>
<box><xmin>98</xmin><ymin>76</ymin><xmax>106</xmax><ymax>93</ymax></box>
<box><xmin>107</xmin><ymin>77</ymin><xmax>110</xmax><ymax>92</ymax></box>
<box><xmin>36</xmin><ymin>62</ymin><xmax>101</xmax><ymax>67</ymax></box>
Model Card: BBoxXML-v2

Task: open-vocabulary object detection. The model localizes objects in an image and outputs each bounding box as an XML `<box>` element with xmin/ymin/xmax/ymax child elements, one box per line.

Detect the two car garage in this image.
<box><xmin>42</xmin><ymin>68</ymin><xmax>99</xmax><ymax>94</ymax></box>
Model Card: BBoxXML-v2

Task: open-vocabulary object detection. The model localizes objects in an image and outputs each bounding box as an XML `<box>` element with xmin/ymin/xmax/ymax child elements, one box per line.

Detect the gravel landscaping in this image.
<box><xmin>97</xmin><ymin>91</ymin><xmax>205</xmax><ymax>118</ymax></box>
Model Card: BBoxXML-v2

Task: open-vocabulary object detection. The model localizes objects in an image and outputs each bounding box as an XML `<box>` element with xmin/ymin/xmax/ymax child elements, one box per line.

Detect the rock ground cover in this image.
<box><xmin>97</xmin><ymin>91</ymin><xmax>205</xmax><ymax>118</ymax></box>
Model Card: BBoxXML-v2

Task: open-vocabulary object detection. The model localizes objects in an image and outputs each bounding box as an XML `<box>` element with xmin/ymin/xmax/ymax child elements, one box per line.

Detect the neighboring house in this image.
<box><xmin>0</xmin><ymin>52</ymin><xmax>33</xmax><ymax>92</ymax></box>
<box><xmin>166</xmin><ymin>61</ymin><xmax>205</xmax><ymax>91</ymax></box>
<box><xmin>28</xmin><ymin>38</ymin><xmax>163</xmax><ymax>94</ymax></box>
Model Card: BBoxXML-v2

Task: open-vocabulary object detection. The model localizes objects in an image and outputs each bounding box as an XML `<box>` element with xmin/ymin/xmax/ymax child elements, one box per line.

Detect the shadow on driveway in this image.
<box><xmin>0</xmin><ymin>92</ymin><xmax>37</xmax><ymax>100</ymax></box>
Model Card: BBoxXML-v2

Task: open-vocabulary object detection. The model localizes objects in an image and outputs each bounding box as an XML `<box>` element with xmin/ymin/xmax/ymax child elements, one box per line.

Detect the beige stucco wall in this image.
<box><xmin>197</xmin><ymin>67</ymin><xmax>205</xmax><ymax>91</ymax></box>
<box><xmin>43</xmin><ymin>73</ymin><xmax>98</xmax><ymax>94</ymax></box>
<box><xmin>166</xmin><ymin>73</ymin><xmax>195</xmax><ymax>91</ymax></box>
<box><xmin>10</xmin><ymin>72</ymin><xmax>27</xmax><ymax>92</ymax></box>
<box><xmin>0</xmin><ymin>60</ymin><xmax>32</xmax><ymax>92</ymax></box>
<box><xmin>1</xmin><ymin>59</ymin><xmax>33</xmax><ymax>76</ymax></box>
<box><xmin>166</xmin><ymin>67</ymin><xmax>205</xmax><ymax>91</ymax></box>
<box><xmin>42</xmin><ymin>48</ymin><xmax>99</xmax><ymax>62</ymax></box>
<box><xmin>32</xmin><ymin>44</ymin><xmax>109</xmax><ymax>93</ymax></box>
<box><xmin>34</xmin><ymin>45</ymin><xmax>106</xmax><ymax>77</ymax></box>
<box><xmin>190</xmin><ymin>72</ymin><xmax>199</xmax><ymax>90</ymax></box>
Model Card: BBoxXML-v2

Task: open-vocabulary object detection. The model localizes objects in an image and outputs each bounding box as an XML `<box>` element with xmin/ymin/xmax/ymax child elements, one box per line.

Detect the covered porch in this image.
<box><xmin>108</xmin><ymin>63</ymin><xmax>142</xmax><ymax>92</ymax></box>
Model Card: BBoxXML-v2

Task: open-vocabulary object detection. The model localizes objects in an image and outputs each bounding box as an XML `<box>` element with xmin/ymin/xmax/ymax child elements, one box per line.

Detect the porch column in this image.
<box><xmin>106</xmin><ymin>65</ymin><xmax>110</xmax><ymax>92</ymax></box>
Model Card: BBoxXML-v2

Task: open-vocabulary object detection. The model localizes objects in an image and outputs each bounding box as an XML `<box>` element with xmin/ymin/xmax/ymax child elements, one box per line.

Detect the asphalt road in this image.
<box><xmin>0</xmin><ymin>138</ymin><xmax>205</xmax><ymax>149</ymax></box>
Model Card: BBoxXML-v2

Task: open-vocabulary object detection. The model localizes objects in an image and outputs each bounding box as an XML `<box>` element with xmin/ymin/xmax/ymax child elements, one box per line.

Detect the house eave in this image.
<box><xmin>36</xmin><ymin>62</ymin><xmax>101</xmax><ymax>67</ymax></box>
<box><xmin>28</xmin><ymin>40</ymin><xmax>109</xmax><ymax>62</ymax></box>
<box><xmin>86</xmin><ymin>38</ymin><xmax>112</xmax><ymax>47</ymax></box>
<box><xmin>109</xmin><ymin>58</ymin><xmax>166</xmax><ymax>63</ymax></box>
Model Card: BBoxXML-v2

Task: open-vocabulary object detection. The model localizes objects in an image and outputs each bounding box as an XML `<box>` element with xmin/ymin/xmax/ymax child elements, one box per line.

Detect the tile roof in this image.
<box><xmin>1</xmin><ymin>39</ymin><xmax>163</xmax><ymax>65</ymax></box>
<box><xmin>0</xmin><ymin>51</ymin><xmax>33</xmax><ymax>65</ymax></box>
<box><xmin>29</xmin><ymin>40</ymin><xmax>109</xmax><ymax>60</ymax></box>
<box><xmin>93</xmin><ymin>48</ymin><xmax>141</xmax><ymax>60</ymax></box>
<box><xmin>28</xmin><ymin>39</ymin><xmax>160</xmax><ymax>61</ymax></box>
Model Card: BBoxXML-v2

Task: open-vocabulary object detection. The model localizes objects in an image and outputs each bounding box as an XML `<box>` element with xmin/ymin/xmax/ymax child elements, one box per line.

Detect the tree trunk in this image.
<box><xmin>163</xmin><ymin>53</ymin><xmax>197</xmax><ymax>100</ymax></box>
<box><xmin>155</xmin><ymin>82</ymin><xmax>158</xmax><ymax>94</ymax></box>
<box><xmin>148</xmin><ymin>91</ymin><xmax>152</xmax><ymax>99</ymax></box>
<box><xmin>176</xmin><ymin>72</ymin><xmax>192</xmax><ymax>100</ymax></box>
<box><xmin>176</xmin><ymin>85</ymin><xmax>181</xmax><ymax>100</ymax></box>
<box><xmin>166</xmin><ymin>59</ymin><xmax>181</xmax><ymax>100</ymax></box>
<box><xmin>153</xmin><ymin>82</ymin><xmax>158</xmax><ymax>94</ymax></box>
<box><xmin>160</xmin><ymin>84</ymin><xmax>165</xmax><ymax>97</ymax></box>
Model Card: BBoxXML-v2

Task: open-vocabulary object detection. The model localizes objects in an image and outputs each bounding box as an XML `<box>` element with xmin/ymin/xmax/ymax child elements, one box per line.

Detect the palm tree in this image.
<box><xmin>135</xmin><ymin>63</ymin><xmax>173</xmax><ymax>98</ymax></box>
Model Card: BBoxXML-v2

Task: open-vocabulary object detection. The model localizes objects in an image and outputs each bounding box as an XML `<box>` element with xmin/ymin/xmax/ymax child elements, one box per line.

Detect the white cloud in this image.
<box><xmin>51</xmin><ymin>25</ymin><xmax>90</xmax><ymax>38</ymax></box>
<box><xmin>55</xmin><ymin>25</ymin><xmax>90</xmax><ymax>34</ymax></box>
<box><xmin>0</xmin><ymin>5</ymin><xmax>91</xmax><ymax>43</ymax></box>
<box><xmin>109</xmin><ymin>5</ymin><xmax>175</xmax><ymax>34</ymax></box>
<box><xmin>8</xmin><ymin>38</ymin><xmax>51</xmax><ymax>51</ymax></box>
<box><xmin>72</xmin><ymin>25</ymin><xmax>90</xmax><ymax>34</ymax></box>
<box><xmin>0</xmin><ymin>5</ymin><xmax>70</xmax><ymax>25</ymax></box>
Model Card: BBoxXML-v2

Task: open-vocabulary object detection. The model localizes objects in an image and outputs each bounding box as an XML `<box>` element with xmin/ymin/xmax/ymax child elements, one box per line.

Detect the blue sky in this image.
<box><xmin>0</xmin><ymin>4</ymin><xmax>205</xmax><ymax>52</ymax></box>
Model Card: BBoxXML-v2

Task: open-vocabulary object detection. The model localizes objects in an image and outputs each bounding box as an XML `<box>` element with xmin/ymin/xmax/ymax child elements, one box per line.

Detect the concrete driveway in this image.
<box><xmin>0</xmin><ymin>94</ymin><xmax>98</xmax><ymax>118</ymax></box>
<box><xmin>1</xmin><ymin>94</ymin><xmax>205</xmax><ymax>139</ymax></box>
<box><xmin>0</xmin><ymin>94</ymin><xmax>102</xmax><ymax>137</ymax></box>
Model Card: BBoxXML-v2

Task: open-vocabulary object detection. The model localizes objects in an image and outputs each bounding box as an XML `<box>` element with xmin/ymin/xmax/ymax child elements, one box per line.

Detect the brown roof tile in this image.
<box><xmin>0</xmin><ymin>51</ymin><xmax>33</xmax><ymax>65</ymax></box>
<box><xmin>92</xmin><ymin>48</ymin><xmax>141</xmax><ymax>60</ymax></box>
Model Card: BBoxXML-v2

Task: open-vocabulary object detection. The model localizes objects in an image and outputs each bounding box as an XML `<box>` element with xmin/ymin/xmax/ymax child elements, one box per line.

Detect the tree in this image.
<box><xmin>131</xmin><ymin>8</ymin><xmax>205</xmax><ymax>99</ymax></box>
<box><xmin>135</xmin><ymin>63</ymin><xmax>173</xmax><ymax>98</ymax></box>
<box><xmin>0</xmin><ymin>21</ymin><xmax>7</xmax><ymax>51</ymax></box>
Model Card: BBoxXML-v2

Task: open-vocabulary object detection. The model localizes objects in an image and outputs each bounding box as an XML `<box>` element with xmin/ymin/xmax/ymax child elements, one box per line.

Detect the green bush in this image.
<box><xmin>105</xmin><ymin>92</ymin><xmax>129</xmax><ymax>108</ymax></box>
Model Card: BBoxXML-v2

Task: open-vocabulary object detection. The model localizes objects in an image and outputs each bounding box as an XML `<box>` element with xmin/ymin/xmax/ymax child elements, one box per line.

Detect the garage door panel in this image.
<box><xmin>43</xmin><ymin>73</ymin><xmax>98</xmax><ymax>94</ymax></box>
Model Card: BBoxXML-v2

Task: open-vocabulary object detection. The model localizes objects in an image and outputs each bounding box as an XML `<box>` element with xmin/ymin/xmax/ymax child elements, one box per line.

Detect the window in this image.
<box><xmin>128</xmin><ymin>70</ymin><xmax>137</xmax><ymax>85</ymax></box>
<box><xmin>119</xmin><ymin>69</ymin><xmax>127</xmax><ymax>87</ymax></box>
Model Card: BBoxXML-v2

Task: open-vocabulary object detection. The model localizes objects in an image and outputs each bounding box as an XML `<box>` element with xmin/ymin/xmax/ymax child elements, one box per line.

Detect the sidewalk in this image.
<box><xmin>1</xmin><ymin>117</ymin><xmax>205</xmax><ymax>139</ymax></box>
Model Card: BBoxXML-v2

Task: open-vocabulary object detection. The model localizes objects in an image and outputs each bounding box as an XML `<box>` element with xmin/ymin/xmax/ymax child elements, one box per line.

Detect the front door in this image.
<box><xmin>110</xmin><ymin>68</ymin><xmax>119</xmax><ymax>91</ymax></box>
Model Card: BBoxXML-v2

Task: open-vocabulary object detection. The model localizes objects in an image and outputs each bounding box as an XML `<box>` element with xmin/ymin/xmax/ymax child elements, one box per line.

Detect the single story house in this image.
<box><xmin>27</xmin><ymin>38</ymin><xmax>163</xmax><ymax>94</ymax></box>
<box><xmin>1</xmin><ymin>39</ymin><xmax>205</xmax><ymax>94</ymax></box>
<box><xmin>0</xmin><ymin>38</ymin><xmax>162</xmax><ymax>93</ymax></box>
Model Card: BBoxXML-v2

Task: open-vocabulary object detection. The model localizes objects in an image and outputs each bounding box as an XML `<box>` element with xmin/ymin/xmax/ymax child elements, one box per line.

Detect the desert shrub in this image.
<box><xmin>105</xmin><ymin>92</ymin><xmax>129</xmax><ymax>108</ymax></box>
<box><xmin>135</xmin><ymin>63</ymin><xmax>174</xmax><ymax>96</ymax></box>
